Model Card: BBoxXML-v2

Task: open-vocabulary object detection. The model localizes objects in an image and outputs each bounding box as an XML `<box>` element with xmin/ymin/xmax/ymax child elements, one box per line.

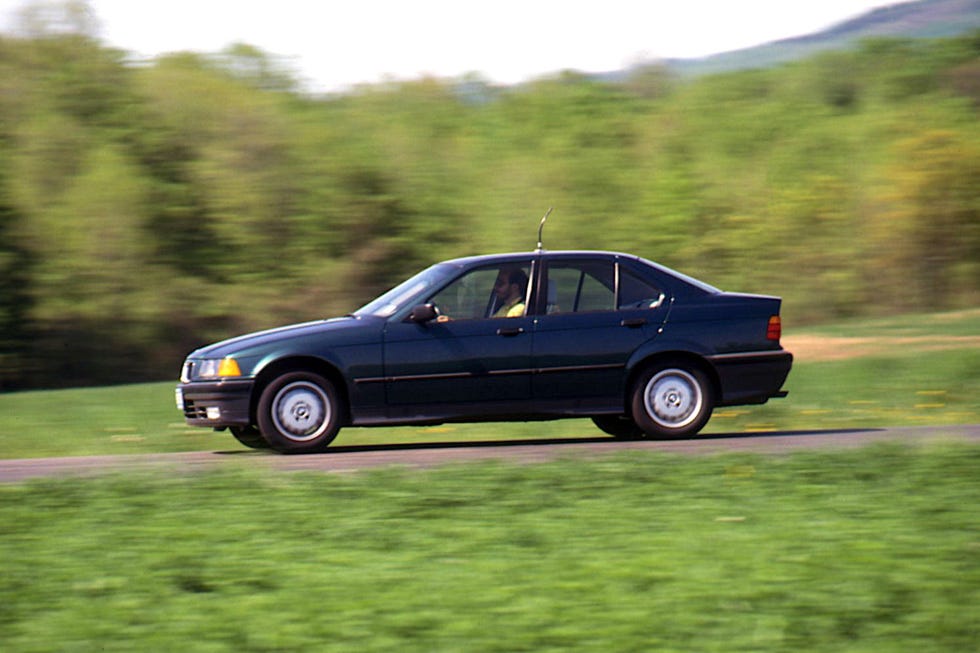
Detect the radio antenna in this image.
<box><xmin>536</xmin><ymin>207</ymin><xmax>553</xmax><ymax>251</ymax></box>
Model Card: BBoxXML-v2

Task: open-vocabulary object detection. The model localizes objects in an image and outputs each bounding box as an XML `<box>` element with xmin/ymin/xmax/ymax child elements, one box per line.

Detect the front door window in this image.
<box><xmin>430</xmin><ymin>264</ymin><xmax>530</xmax><ymax>320</ymax></box>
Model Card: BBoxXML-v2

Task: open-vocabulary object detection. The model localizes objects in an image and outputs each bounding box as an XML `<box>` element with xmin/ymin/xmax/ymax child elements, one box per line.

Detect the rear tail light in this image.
<box><xmin>767</xmin><ymin>315</ymin><xmax>782</xmax><ymax>341</ymax></box>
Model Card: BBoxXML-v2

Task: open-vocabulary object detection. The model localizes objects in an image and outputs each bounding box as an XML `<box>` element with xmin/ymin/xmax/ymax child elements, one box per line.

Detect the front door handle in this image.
<box><xmin>621</xmin><ymin>318</ymin><xmax>647</xmax><ymax>328</ymax></box>
<box><xmin>496</xmin><ymin>326</ymin><xmax>525</xmax><ymax>337</ymax></box>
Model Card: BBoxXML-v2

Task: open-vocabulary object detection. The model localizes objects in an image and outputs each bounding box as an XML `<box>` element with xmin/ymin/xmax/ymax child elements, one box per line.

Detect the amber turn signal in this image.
<box><xmin>218</xmin><ymin>358</ymin><xmax>242</xmax><ymax>377</ymax></box>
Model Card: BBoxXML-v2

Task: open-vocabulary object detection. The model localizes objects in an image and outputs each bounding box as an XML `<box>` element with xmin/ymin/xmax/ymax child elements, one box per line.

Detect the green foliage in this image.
<box><xmin>0</xmin><ymin>445</ymin><xmax>977</xmax><ymax>651</ymax></box>
<box><xmin>866</xmin><ymin>128</ymin><xmax>980</xmax><ymax>309</ymax></box>
<box><xmin>0</xmin><ymin>20</ymin><xmax>978</xmax><ymax>388</ymax></box>
<box><xmin>0</xmin><ymin>190</ymin><xmax>33</xmax><ymax>389</ymax></box>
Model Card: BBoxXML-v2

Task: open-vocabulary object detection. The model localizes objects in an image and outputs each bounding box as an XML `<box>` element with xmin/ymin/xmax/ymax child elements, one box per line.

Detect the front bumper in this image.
<box><xmin>176</xmin><ymin>379</ymin><xmax>255</xmax><ymax>427</ymax></box>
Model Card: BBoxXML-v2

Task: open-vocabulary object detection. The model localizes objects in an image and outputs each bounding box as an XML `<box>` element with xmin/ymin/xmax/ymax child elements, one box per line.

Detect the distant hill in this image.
<box><xmin>655</xmin><ymin>0</ymin><xmax>980</xmax><ymax>77</ymax></box>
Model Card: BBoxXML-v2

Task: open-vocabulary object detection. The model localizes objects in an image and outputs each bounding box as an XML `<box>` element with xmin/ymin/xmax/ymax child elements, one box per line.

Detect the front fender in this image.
<box><xmin>252</xmin><ymin>349</ymin><xmax>344</xmax><ymax>380</ymax></box>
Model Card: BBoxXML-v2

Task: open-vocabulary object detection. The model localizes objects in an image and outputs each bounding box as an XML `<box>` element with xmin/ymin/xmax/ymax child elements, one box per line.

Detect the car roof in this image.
<box><xmin>441</xmin><ymin>250</ymin><xmax>640</xmax><ymax>267</ymax></box>
<box><xmin>440</xmin><ymin>250</ymin><xmax>720</xmax><ymax>294</ymax></box>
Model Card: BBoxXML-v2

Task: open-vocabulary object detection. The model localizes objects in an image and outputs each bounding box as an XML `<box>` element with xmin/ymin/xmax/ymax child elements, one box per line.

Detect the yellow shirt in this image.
<box><xmin>493</xmin><ymin>299</ymin><xmax>525</xmax><ymax>318</ymax></box>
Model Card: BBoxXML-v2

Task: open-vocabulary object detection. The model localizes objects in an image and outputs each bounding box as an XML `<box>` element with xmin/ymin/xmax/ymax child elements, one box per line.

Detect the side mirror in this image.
<box><xmin>408</xmin><ymin>303</ymin><xmax>438</xmax><ymax>324</ymax></box>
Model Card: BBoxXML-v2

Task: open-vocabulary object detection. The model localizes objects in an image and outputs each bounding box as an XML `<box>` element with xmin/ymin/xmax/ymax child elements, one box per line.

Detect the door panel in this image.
<box><xmin>383</xmin><ymin>318</ymin><xmax>533</xmax><ymax>406</ymax></box>
<box><xmin>532</xmin><ymin>311</ymin><xmax>657</xmax><ymax>402</ymax></box>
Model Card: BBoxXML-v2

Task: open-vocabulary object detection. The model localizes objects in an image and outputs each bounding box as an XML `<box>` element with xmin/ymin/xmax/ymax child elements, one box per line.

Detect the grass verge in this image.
<box><xmin>0</xmin><ymin>444</ymin><xmax>977</xmax><ymax>652</ymax></box>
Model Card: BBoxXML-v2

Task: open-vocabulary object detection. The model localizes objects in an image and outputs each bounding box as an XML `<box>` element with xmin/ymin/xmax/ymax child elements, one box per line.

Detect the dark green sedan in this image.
<box><xmin>176</xmin><ymin>250</ymin><xmax>792</xmax><ymax>453</ymax></box>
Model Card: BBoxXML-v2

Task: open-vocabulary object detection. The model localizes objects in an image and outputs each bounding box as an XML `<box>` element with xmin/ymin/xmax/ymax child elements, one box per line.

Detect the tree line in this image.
<box><xmin>0</xmin><ymin>16</ymin><xmax>977</xmax><ymax>389</ymax></box>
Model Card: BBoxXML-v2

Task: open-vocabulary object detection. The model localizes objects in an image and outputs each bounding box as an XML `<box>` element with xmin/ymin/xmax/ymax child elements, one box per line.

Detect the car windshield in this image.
<box><xmin>352</xmin><ymin>263</ymin><xmax>458</xmax><ymax>318</ymax></box>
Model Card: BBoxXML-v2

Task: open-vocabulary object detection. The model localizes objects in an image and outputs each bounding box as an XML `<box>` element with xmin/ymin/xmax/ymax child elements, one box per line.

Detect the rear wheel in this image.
<box><xmin>592</xmin><ymin>415</ymin><xmax>644</xmax><ymax>440</ymax></box>
<box><xmin>631</xmin><ymin>365</ymin><xmax>713</xmax><ymax>439</ymax></box>
<box><xmin>257</xmin><ymin>372</ymin><xmax>342</xmax><ymax>453</ymax></box>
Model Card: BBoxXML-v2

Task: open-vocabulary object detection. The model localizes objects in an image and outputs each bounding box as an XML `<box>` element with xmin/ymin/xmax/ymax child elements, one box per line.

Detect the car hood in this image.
<box><xmin>188</xmin><ymin>316</ymin><xmax>377</xmax><ymax>359</ymax></box>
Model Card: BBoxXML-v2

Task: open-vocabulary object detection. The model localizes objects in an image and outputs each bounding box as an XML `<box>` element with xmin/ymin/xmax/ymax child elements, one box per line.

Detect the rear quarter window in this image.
<box><xmin>618</xmin><ymin>268</ymin><xmax>664</xmax><ymax>309</ymax></box>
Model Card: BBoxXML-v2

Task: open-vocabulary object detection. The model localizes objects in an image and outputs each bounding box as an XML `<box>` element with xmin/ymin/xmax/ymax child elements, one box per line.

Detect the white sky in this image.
<box><xmin>1</xmin><ymin>0</ymin><xmax>899</xmax><ymax>92</ymax></box>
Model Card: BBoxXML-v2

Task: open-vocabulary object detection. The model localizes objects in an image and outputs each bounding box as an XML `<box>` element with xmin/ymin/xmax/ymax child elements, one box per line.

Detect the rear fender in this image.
<box><xmin>624</xmin><ymin>340</ymin><xmax>721</xmax><ymax>409</ymax></box>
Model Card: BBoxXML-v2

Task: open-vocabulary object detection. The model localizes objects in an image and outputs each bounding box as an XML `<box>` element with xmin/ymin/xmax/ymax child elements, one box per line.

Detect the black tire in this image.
<box><xmin>631</xmin><ymin>364</ymin><xmax>713</xmax><ymax>439</ymax></box>
<box><xmin>592</xmin><ymin>415</ymin><xmax>644</xmax><ymax>440</ymax></box>
<box><xmin>229</xmin><ymin>425</ymin><xmax>270</xmax><ymax>449</ymax></box>
<box><xmin>256</xmin><ymin>372</ymin><xmax>342</xmax><ymax>453</ymax></box>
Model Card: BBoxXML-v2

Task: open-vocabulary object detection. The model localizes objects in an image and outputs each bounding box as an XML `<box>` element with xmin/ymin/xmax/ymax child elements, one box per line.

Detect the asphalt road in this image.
<box><xmin>1</xmin><ymin>424</ymin><xmax>978</xmax><ymax>483</ymax></box>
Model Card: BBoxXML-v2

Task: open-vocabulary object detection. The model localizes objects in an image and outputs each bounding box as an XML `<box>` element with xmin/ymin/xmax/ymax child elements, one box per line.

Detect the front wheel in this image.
<box><xmin>631</xmin><ymin>365</ymin><xmax>713</xmax><ymax>439</ymax></box>
<box><xmin>230</xmin><ymin>425</ymin><xmax>269</xmax><ymax>449</ymax></box>
<box><xmin>257</xmin><ymin>372</ymin><xmax>343</xmax><ymax>453</ymax></box>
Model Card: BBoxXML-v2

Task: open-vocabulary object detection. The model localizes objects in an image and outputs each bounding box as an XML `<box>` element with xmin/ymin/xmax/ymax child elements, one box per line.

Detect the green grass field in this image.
<box><xmin>0</xmin><ymin>310</ymin><xmax>977</xmax><ymax>459</ymax></box>
<box><xmin>1</xmin><ymin>444</ymin><xmax>977</xmax><ymax>651</ymax></box>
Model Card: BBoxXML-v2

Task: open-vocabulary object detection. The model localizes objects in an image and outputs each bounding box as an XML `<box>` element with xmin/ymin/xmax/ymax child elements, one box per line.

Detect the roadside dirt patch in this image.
<box><xmin>782</xmin><ymin>335</ymin><xmax>980</xmax><ymax>362</ymax></box>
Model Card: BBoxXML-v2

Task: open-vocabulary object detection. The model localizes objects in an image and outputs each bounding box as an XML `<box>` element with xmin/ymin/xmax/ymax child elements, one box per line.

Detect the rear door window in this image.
<box><xmin>545</xmin><ymin>261</ymin><xmax>615</xmax><ymax>314</ymax></box>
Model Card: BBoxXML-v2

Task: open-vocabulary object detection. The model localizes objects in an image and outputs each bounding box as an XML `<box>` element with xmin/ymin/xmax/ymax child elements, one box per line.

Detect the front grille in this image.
<box><xmin>182</xmin><ymin>399</ymin><xmax>207</xmax><ymax>420</ymax></box>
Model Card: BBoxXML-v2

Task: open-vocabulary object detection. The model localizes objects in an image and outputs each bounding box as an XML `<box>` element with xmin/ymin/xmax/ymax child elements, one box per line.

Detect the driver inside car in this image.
<box><xmin>491</xmin><ymin>266</ymin><xmax>527</xmax><ymax>318</ymax></box>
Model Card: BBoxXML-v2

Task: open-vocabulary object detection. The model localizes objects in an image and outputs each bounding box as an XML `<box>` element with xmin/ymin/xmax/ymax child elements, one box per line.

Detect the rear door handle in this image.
<box><xmin>496</xmin><ymin>326</ymin><xmax>525</xmax><ymax>337</ymax></box>
<box><xmin>621</xmin><ymin>318</ymin><xmax>647</xmax><ymax>328</ymax></box>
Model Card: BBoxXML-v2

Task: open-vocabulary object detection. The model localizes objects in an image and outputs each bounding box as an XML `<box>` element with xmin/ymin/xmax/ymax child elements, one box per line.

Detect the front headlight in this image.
<box><xmin>195</xmin><ymin>358</ymin><xmax>243</xmax><ymax>380</ymax></box>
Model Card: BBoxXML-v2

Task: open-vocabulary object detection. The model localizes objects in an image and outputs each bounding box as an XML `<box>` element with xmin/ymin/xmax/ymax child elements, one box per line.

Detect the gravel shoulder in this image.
<box><xmin>782</xmin><ymin>334</ymin><xmax>980</xmax><ymax>362</ymax></box>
